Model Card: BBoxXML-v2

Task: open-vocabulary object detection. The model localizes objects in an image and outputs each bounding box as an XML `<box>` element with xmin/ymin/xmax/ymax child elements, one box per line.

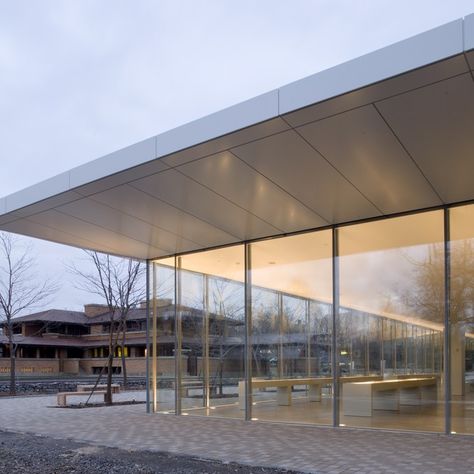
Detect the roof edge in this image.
<box><xmin>1</xmin><ymin>14</ymin><xmax>473</xmax><ymax>219</ymax></box>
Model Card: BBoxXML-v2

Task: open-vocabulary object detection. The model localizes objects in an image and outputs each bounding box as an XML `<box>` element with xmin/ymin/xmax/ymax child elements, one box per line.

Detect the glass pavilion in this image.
<box><xmin>1</xmin><ymin>14</ymin><xmax>474</xmax><ymax>435</ymax></box>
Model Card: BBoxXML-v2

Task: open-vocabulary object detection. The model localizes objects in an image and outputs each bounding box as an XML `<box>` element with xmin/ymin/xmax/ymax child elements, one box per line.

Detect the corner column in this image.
<box><xmin>244</xmin><ymin>243</ymin><xmax>252</xmax><ymax>421</ymax></box>
<box><xmin>145</xmin><ymin>260</ymin><xmax>150</xmax><ymax>413</ymax></box>
<box><xmin>175</xmin><ymin>256</ymin><xmax>182</xmax><ymax>415</ymax></box>
<box><xmin>332</xmin><ymin>227</ymin><xmax>340</xmax><ymax>427</ymax></box>
<box><xmin>443</xmin><ymin>208</ymin><xmax>451</xmax><ymax>434</ymax></box>
<box><xmin>152</xmin><ymin>262</ymin><xmax>158</xmax><ymax>413</ymax></box>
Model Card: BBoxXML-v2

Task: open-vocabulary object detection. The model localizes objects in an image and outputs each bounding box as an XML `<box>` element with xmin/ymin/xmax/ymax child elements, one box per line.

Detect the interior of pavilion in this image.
<box><xmin>148</xmin><ymin>204</ymin><xmax>474</xmax><ymax>434</ymax></box>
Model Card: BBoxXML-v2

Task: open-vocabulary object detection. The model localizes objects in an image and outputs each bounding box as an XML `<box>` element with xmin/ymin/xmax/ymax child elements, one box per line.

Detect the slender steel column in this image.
<box><xmin>175</xmin><ymin>256</ymin><xmax>182</xmax><ymax>415</ymax></box>
<box><xmin>203</xmin><ymin>274</ymin><xmax>210</xmax><ymax>409</ymax></box>
<box><xmin>244</xmin><ymin>243</ymin><xmax>252</xmax><ymax>421</ymax></box>
<box><xmin>145</xmin><ymin>260</ymin><xmax>150</xmax><ymax>413</ymax></box>
<box><xmin>152</xmin><ymin>262</ymin><xmax>158</xmax><ymax>413</ymax></box>
<box><xmin>431</xmin><ymin>331</ymin><xmax>435</xmax><ymax>373</ymax></box>
<box><xmin>306</xmin><ymin>299</ymin><xmax>311</xmax><ymax>377</ymax></box>
<box><xmin>365</xmin><ymin>318</ymin><xmax>369</xmax><ymax>376</ymax></box>
<box><xmin>414</xmin><ymin>327</ymin><xmax>418</xmax><ymax>372</ymax></box>
<box><xmin>404</xmin><ymin>326</ymin><xmax>408</xmax><ymax>374</ymax></box>
<box><xmin>380</xmin><ymin>319</ymin><xmax>385</xmax><ymax>377</ymax></box>
<box><xmin>392</xmin><ymin>323</ymin><xmax>396</xmax><ymax>373</ymax></box>
<box><xmin>277</xmin><ymin>292</ymin><xmax>283</xmax><ymax>378</ymax></box>
<box><xmin>423</xmin><ymin>332</ymin><xmax>427</xmax><ymax>372</ymax></box>
<box><xmin>443</xmin><ymin>208</ymin><xmax>451</xmax><ymax>434</ymax></box>
<box><xmin>332</xmin><ymin>227</ymin><xmax>340</xmax><ymax>427</ymax></box>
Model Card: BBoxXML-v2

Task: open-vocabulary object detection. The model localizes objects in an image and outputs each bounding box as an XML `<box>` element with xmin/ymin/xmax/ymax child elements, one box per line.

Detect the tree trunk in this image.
<box><xmin>9</xmin><ymin>339</ymin><xmax>16</xmax><ymax>396</ymax></box>
<box><xmin>121</xmin><ymin>327</ymin><xmax>127</xmax><ymax>388</ymax></box>
<box><xmin>105</xmin><ymin>324</ymin><xmax>115</xmax><ymax>405</ymax></box>
<box><xmin>219</xmin><ymin>343</ymin><xmax>223</xmax><ymax>396</ymax></box>
<box><xmin>106</xmin><ymin>352</ymin><xmax>113</xmax><ymax>405</ymax></box>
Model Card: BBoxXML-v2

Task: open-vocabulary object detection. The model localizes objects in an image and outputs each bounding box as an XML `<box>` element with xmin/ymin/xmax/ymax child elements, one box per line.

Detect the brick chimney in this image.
<box><xmin>83</xmin><ymin>304</ymin><xmax>110</xmax><ymax>318</ymax></box>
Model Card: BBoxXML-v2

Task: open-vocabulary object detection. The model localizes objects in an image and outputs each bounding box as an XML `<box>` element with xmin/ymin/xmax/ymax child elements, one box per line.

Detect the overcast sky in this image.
<box><xmin>0</xmin><ymin>1</ymin><xmax>473</xmax><ymax>311</ymax></box>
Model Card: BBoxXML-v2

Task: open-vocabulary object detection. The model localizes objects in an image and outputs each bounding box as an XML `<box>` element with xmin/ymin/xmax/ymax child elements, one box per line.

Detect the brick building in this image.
<box><xmin>0</xmin><ymin>300</ymin><xmax>188</xmax><ymax>376</ymax></box>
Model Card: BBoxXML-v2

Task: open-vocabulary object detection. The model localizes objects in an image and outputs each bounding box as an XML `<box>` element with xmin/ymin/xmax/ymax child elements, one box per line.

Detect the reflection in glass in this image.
<box><xmin>145</xmin><ymin>205</ymin><xmax>474</xmax><ymax>434</ymax></box>
<box><xmin>178</xmin><ymin>245</ymin><xmax>245</xmax><ymax>419</ymax></box>
<box><xmin>150</xmin><ymin>257</ymin><xmax>176</xmax><ymax>414</ymax></box>
<box><xmin>450</xmin><ymin>204</ymin><xmax>474</xmax><ymax>434</ymax></box>
<box><xmin>338</xmin><ymin>211</ymin><xmax>445</xmax><ymax>431</ymax></box>
<box><xmin>250</xmin><ymin>231</ymin><xmax>333</xmax><ymax>425</ymax></box>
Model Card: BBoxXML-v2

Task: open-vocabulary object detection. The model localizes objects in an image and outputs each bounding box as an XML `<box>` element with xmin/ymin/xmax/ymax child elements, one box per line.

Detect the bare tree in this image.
<box><xmin>209</xmin><ymin>278</ymin><xmax>245</xmax><ymax>396</ymax></box>
<box><xmin>0</xmin><ymin>233</ymin><xmax>58</xmax><ymax>395</ymax></box>
<box><xmin>68</xmin><ymin>251</ymin><xmax>145</xmax><ymax>404</ymax></box>
<box><xmin>403</xmin><ymin>242</ymin><xmax>474</xmax><ymax>324</ymax></box>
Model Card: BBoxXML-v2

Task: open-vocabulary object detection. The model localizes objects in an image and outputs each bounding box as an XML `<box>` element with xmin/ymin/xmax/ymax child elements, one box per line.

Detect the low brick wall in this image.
<box><xmin>0</xmin><ymin>356</ymin><xmax>247</xmax><ymax>378</ymax></box>
<box><xmin>0</xmin><ymin>358</ymin><xmax>60</xmax><ymax>375</ymax></box>
<box><xmin>62</xmin><ymin>359</ymin><xmax>80</xmax><ymax>374</ymax></box>
<box><xmin>79</xmin><ymin>357</ymin><xmax>147</xmax><ymax>376</ymax></box>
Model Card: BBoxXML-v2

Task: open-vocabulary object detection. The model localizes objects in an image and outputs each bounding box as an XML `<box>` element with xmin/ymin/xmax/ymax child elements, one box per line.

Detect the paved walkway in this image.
<box><xmin>0</xmin><ymin>391</ymin><xmax>473</xmax><ymax>473</ymax></box>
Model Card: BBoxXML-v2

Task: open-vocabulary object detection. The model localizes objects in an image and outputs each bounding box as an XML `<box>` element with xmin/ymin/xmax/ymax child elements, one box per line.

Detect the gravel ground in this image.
<box><xmin>0</xmin><ymin>430</ymin><xmax>301</xmax><ymax>473</ymax></box>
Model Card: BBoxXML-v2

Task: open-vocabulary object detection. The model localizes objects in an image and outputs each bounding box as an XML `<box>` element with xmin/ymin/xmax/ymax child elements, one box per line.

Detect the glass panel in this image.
<box><xmin>338</xmin><ymin>211</ymin><xmax>444</xmax><ymax>431</ymax></box>
<box><xmin>450</xmin><ymin>204</ymin><xmax>474</xmax><ymax>434</ymax></box>
<box><xmin>178</xmin><ymin>245</ymin><xmax>245</xmax><ymax>419</ymax></box>
<box><xmin>150</xmin><ymin>257</ymin><xmax>176</xmax><ymax>414</ymax></box>
<box><xmin>250</xmin><ymin>230</ymin><xmax>333</xmax><ymax>425</ymax></box>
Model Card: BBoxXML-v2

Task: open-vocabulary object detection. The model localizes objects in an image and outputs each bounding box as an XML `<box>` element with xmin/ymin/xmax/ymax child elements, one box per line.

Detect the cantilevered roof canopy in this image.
<box><xmin>1</xmin><ymin>16</ymin><xmax>474</xmax><ymax>259</ymax></box>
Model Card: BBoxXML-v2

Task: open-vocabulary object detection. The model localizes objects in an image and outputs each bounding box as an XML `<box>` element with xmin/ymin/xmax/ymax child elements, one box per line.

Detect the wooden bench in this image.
<box><xmin>77</xmin><ymin>383</ymin><xmax>121</xmax><ymax>393</ymax></box>
<box><xmin>57</xmin><ymin>390</ymin><xmax>108</xmax><ymax>407</ymax></box>
<box><xmin>343</xmin><ymin>377</ymin><xmax>437</xmax><ymax>417</ymax></box>
<box><xmin>238</xmin><ymin>375</ymin><xmax>383</xmax><ymax>409</ymax></box>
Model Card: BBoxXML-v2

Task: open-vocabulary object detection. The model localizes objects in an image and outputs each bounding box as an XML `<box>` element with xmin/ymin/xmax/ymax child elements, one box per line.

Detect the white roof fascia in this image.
<box><xmin>464</xmin><ymin>13</ymin><xmax>474</xmax><ymax>70</ymax></box>
<box><xmin>69</xmin><ymin>137</ymin><xmax>157</xmax><ymax>190</ymax></box>
<box><xmin>279</xmin><ymin>18</ymin><xmax>464</xmax><ymax>115</ymax></box>
<box><xmin>154</xmin><ymin>90</ymin><xmax>279</xmax><ymax>160</ymax></box>
<box><xmin>465</xmin><ymin>12</ymin><xmax>474</xmax><ymax>50</ymax></box>
<box><xmin>1</xmin><ymin>15</ymin><xmax>473</xmax><ymax>218</ymax></box>
<box><xmin>5</xmin><ymin>172</ymin><xmax>72</xmax><ymax>215</ymax></box>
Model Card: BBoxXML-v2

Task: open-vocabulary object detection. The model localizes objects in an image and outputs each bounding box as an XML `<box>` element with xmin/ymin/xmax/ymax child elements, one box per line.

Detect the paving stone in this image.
<box><xmin>0</xmin><ymin>391</ymin><xmax>473</xmax><ymax>473</ymax></box>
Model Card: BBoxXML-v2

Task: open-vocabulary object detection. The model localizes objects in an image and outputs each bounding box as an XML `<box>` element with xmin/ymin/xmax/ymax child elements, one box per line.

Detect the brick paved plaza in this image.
<box><xmin>0</xmin><ymin>391</ymin><xmax>473</xmax><ymax>473</ymax></box>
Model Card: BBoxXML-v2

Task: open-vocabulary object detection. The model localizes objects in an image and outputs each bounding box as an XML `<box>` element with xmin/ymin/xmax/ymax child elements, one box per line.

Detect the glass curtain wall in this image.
<box><xmin>148</xmin><ymin>257</ymin><xmax>176</xmax><ymax>414</ymax></box>
<box><xmin>249</xmin><ymin>230</ymin><xmax>333</xmax><ymax>424</ymax></box>
<box><xmin>177</xmin><ymin>245</ymin><xmax>245</xmax><ymax>419</ymax></box>
<box><xmin>147</xmin><ymin>204</ymin><xmax>474</xmax><ymax>434</ymax></box>
<box><xmin>450</xmin><ymin>204</ymin><xmax>474</xmax><ymax>435</ymax></box>
<box><xmin>338</xmin><ymin>211</ymin><xmax>445</xmax><ymax>431</ymax></box>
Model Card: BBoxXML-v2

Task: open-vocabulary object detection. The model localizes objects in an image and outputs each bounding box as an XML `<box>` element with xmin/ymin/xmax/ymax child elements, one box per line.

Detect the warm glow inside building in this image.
<box><xmin>1</xmin><ymin>15</ymin><xmax>474</xmax><ymax>435</ymax></box>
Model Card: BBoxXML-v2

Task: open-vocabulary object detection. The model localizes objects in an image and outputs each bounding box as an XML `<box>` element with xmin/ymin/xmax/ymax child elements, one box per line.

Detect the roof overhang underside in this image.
<box><xmin>1</xmin><ymin>17</ymin><xmax>474</xmax><ymax>260</ymax></box>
